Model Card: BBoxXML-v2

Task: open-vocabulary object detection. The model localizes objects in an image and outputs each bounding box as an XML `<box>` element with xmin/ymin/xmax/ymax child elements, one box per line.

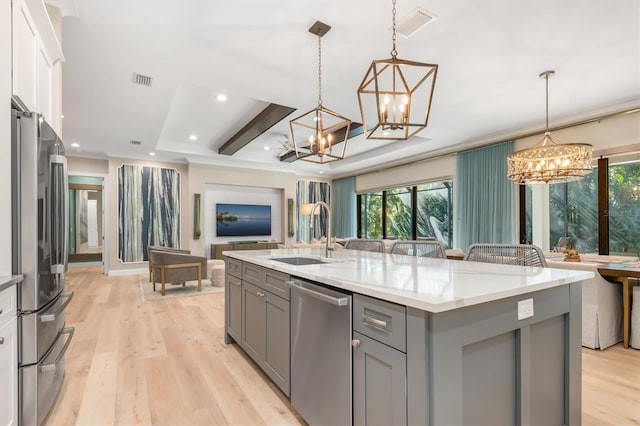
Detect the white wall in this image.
<box><xmin>203</xmin><ymin>184</ymin><xmax>282</xmax><ymax>258</ymax></box>
<box><xmin>0</xmin><ymin>0</ymin><xmax>12</xmax><ymax>274</ymax></box>
<box><xmin>188</xmin><ymin>163</ymin><xmax>330</xmax><ymax>258</ymax></box>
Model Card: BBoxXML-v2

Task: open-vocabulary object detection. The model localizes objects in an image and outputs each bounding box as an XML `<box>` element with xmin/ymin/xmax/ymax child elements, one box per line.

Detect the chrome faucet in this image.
<box><xmin>309</xmin><ymin>201</ymin><xmax>332</xmax><ymax>258</ymax></box>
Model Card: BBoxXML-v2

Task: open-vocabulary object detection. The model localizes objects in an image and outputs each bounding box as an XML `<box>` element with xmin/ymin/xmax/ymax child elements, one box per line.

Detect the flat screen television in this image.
<box><xmin>216</xmin><ymin>203</ymin><xmax>272</xmax><ymax>237</ymax></box>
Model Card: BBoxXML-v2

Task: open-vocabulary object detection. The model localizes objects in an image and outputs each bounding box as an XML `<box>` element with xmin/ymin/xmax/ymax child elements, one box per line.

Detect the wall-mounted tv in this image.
<box><xmin>216</xmin><ymin>203</ymin><xmax>272</xmax><ymax>237</ymax></box>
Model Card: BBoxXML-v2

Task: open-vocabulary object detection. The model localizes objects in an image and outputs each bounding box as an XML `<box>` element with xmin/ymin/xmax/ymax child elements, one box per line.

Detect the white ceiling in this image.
<box><xmin>56</xmin><ymin>0</ymin><xmax>640</xmax><ymax>178</ymax></box>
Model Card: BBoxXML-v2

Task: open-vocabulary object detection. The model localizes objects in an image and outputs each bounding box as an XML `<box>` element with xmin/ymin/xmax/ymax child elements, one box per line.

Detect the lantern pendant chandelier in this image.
<box><xmin>507</xmin><ymin>71</ymin><xmax>593</xmax><ymax>185</ymax></box>
<box><xmin>357</xmin><ymin>0</ymin><xmax>438</xmax><ymax>141</ymax></box>
<box><xmin>289</xmin><ymin>21</ymin><xmax>352</xmax><ymax>164</ymax></box>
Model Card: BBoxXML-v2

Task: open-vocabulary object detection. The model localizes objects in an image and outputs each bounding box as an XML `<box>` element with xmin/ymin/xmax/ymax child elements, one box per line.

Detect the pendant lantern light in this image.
<box><xmin>357</xmin><ymin>0</ymin><xmax>438</xmax><ymax>140</ymax></box>
<box><xmin>289</xmin><ymin>21</ymin><xmax>352</xmax><ymax>164</ymax></box>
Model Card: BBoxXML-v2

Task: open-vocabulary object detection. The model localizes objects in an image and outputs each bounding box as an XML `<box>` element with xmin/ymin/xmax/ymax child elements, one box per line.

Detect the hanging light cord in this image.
<box><xmin>390</xmin><ymin>0</ymin><xmax>398</xmax><ymax>58</ymax></box>
<box><xmin>317</xmin><ymin>31</ymin><xmax>323</xmax><ymax>107</ymax></box>
<box><xmin>544</xmin><ymin>72</ymin><xmax>549</xmax><ymax>133</ymax></box>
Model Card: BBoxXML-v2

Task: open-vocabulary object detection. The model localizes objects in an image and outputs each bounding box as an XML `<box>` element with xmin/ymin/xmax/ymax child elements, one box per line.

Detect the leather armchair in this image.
<box><xmin>149</xmin><ymin>250</ymin><xmax>208</xmax><ymax>296</ymax></box>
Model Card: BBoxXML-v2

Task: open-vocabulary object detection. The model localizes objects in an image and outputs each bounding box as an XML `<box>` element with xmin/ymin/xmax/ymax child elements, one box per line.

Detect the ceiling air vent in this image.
<box><xmin>129</xmin><ymin>140</ymin><xmax>142</xmax><ymax>145</ymax></box>
<box><xmin>132</xmin><ymin>73</ymin><xmax>153</xmax><ymax>87</ymax></box>
<box><xmin>397</xmin><ymin>7</ymin><xmax>437</xmax><ymax>38</ymax></box>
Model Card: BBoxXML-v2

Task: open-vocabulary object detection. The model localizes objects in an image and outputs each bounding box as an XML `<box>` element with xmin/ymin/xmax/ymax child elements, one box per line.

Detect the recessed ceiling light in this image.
<box><xmin>61</xmin><ymin>114</ymin><xmax>65</xmax><ymax>119</ymax></box>
<box><xmin>264</xmin><ymin>146</ymin><xmax>271</xmax><ymax>151</ymax></box>
<box><xmin>149</xmin><ymin>152</ymin><xmax>155</xmax><ymax>156</ymax></box>
<box><xmin>319</xmin><ymin>171</ymin><xmax>324</xmax><ymax>174</ymax></box>
<box><xmin>217</xmin><ymin>93</ymin><xmax>227</xmax><ymax>102</ymax></box>
<box><xmin>189</xmin><ymin>134</ymin><xmax>198</xmax><ymax>141</ymax></box>
<box><xmin>71</xmin><ymin>143</ymin><xmax>79</xmax><ymax>148</ymax></box>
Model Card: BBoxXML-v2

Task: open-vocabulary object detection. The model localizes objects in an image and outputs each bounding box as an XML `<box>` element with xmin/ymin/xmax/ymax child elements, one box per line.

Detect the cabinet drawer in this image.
<box><xmin>354</xmin><ymin>294</ymin><xmax>406</xmax><ymax>352</ymax></box>
<box><xmin>242</xmin><ymin>262</ymin><xmax>264</xmax><ymax>286</ymax></box>
<box><xmin>226</xmin><ymin>258</ymin><xmax>242</xmax><ymax>279</ymax></box>
<box><xmin>0</xmin><ymin>285</ymin><xmax>17</xmax><ymax>328</ymax></box>
<box><xmin>263</xmin><ymin>269</ymin><xmax>290</xmax><ymax>301</ymax></box>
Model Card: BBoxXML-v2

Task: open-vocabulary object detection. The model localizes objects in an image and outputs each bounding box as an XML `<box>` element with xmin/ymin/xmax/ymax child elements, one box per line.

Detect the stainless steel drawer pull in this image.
<box><xmin>256</xmin><ymin>291</ymin><xmax>265</xmax><ymax>297</ymax></box>
<box><xmin>0</xmin><ymin>337</ymin><xmax>4</xmax><ymax>344</ymax></box>
<box><xmin>40</xmin><ymin>291</ymin><xmax>74</xmax><ymax>323</ymax></box>
<box><xmin>40</xmin><ymin>327</ymin><xmax>75</xmax><ymax>373</ymax></box>
<box><xmin>362</xmin><ymin>314</ymin><xmax>388</xmax><ymax>329</ymax></box>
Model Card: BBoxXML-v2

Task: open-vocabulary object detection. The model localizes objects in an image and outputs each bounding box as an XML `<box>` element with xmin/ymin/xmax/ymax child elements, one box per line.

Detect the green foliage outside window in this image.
<box><xmin>359</xmin><ymin>180</ymin><xmax>453</xmax><ymax>248</ymax></box>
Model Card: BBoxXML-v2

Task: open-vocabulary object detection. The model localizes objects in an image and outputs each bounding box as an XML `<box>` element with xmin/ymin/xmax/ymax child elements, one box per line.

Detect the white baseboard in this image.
<box><xmin>108</xmin><ymin>268</ymin><xmax>147</xmax><ymax>276</ymax></box>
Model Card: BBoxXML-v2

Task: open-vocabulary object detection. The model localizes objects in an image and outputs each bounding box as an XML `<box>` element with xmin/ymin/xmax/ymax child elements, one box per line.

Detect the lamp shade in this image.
<box><xmin>300</xmin><ymin>203</ymin><xmax>321</xmax><ymax>216</ymax></box>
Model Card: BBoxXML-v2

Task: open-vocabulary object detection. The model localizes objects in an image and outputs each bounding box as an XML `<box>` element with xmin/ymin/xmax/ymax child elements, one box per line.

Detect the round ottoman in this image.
<box><xmin>207</xmin><ymin>259</ymin><xmax>226</xmax><ymax>287</ymax></box>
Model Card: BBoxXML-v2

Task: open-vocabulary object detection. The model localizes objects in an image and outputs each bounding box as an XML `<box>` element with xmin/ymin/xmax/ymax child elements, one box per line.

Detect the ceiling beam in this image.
<box><xmin>218</xmin><ymin>103</ymin><xmax>296</xmax><ymax>156</ymax></box>
<box><xmin>279</xmin><ymin>123</ymin><xmax>364</xmax><ymax>162</ymax></box>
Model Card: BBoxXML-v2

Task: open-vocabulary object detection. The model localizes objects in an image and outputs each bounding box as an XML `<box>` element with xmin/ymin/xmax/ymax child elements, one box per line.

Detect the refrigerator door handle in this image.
<box><xmin>49</xmin><ymin>154</ymin><xmax>67</xmax><ymax>274</ymax></box>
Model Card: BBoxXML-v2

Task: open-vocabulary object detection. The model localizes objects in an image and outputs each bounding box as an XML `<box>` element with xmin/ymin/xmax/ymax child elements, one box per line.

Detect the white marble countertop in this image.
<box><xmin>224</xmin><ymin>248</ymin><xmax>593</xmax><ymax>313</ymax></box>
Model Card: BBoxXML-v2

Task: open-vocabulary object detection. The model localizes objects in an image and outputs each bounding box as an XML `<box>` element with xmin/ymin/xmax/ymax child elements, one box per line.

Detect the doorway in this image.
<box><xmin>69</xmin><ymin>181</ymin><xmax>103</xmax><ymax>263</ymax></box>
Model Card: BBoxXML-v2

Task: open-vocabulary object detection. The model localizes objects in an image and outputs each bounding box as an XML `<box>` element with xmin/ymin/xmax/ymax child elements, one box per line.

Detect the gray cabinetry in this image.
<box><xmin>353</xmin><ymin>294</ymin><xmax>407</xmax><ymax>426</ymax></box>
<box><xmin>241</xmin><ymin>281</ymin><xmax>265</xmax><ymax>363</ymax></box>
<box><xmin>226</xmin><ymin>261</ymin><xmax>291</xmax><ymax>397</ymax></box>
<box><xmin>263</xmin><ymin>291</ymin><xmax>290</xmax><ymax>395</ymax></box>
<box><xmin>353</xmin><ymin>332</ymin><xmax>406</xmax><ymax>426</ymax></box>
<box><xmin>224</xmin><ymin>258</ymin><xmax>242</xmax><ymax>344</ymax></box>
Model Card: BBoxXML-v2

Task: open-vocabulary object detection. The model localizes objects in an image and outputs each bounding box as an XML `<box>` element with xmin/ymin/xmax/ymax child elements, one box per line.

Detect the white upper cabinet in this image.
<box><xmin>12</xmin><ymin>0</ymin><xmax>63</xmax><ymax>122</ymax></box>
<box><xmin>12</xmin><ymin>0</ymin><xmax>37</xmax><ymax>112</ymax></box>
<box><xmin>36</xmin><ymin>43</ymin><xmax>52</xmax><ymax>121</ymax></box>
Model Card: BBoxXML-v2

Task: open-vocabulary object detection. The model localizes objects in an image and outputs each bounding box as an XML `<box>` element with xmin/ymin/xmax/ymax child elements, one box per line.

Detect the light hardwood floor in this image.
<box><xmin>44</xmin><ymin>266</ymin><xmax>639</xmax><ymax>425</ymax></box>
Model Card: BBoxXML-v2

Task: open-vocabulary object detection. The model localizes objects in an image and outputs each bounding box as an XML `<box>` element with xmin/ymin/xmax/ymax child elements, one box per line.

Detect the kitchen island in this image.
<box><xmin>224</xmin><ymin>248</ymin><xmax>592</xmax><ymax>426</ymax></box>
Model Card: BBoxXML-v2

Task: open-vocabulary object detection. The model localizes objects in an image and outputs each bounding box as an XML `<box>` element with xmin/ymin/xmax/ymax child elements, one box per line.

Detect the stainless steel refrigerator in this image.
<box><xmin>12</xmin><ymin>110</ymin><xmax>74</xmax><ymax>426</ymax></box>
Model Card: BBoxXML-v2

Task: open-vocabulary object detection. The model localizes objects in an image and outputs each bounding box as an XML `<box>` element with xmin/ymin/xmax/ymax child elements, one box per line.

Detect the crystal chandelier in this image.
<box><xmin>289</xmin><ymin>21</ymin><xmax>351</xmax><ymax>164</ymax></box>
<box><xmin>507</xmin><ymin>71</ymin><xmax>593</xmax><ymax>185</ymax></box>
<box><xmin>357</xmin><ymin>0</ymin><xmax>438</xmax><ymax>140</ymax></box>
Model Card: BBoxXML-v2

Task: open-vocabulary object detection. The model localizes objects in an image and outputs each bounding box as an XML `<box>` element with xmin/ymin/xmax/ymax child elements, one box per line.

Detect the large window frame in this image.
<box><xmin>357</xmin><ymin>179</ymin><xmax>453</xmax><ymax>247</ymax></box>
<box><xmin>520</xmin><ymin>153</ymin><xmax>640</xmax><ymax>256</ymax></box>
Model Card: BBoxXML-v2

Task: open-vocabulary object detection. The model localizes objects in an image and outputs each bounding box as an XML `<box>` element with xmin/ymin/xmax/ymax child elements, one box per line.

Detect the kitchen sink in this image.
<box><xmin>270</xmin><ymin>256</ymin><xmax>328</xmax><ymax>265</ymax></box>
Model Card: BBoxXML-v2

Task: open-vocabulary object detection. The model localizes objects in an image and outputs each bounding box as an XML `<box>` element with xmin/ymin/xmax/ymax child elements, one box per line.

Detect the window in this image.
<box><xmin>416</xmin><ymin>181</ymin><xmax>453</xmax><ymax>248</ymax></box>
<box><xmin>608</xmin><ymin>160</ymin><xmax>640</xmax><ymax>256</ymax></box>
<box><xmin>385</xmin><ymin>187</ymin><xmax>412</xmax><ymax>240</ymax></box>
<box><xmin>522</xmin><ymin>153</ymin><xmax>639</xmax><ymax>255</ymax></box>
<box><xmin>358</xmin><ymin>179</ymin><xmax>454</xmax><ymax>247</ymax></box>
<box><xmin>360</xmin><ymin>192</ymin><xmax>382</xmax><ymax>239</ymax></box>
<box><xmin>548</xmin><ymin>169</ymin><xmax>598</xmax><ymax>253</ymax></box>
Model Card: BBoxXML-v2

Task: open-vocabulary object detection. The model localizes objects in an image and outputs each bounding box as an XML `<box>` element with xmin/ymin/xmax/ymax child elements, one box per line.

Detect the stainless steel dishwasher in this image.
<box><xmin>290</xmin><ymin>279</ymin><xmax>352</xmax><ymax>426</ymax></box>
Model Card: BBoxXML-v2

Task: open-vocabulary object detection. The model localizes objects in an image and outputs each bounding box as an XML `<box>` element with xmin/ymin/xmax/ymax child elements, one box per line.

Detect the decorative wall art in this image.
<box><xmin>194</xmin><ymin>193</ymin><xmax>202</xmax><ymax>239</ymax></box>
<box><xmin>296</xmin><ymin>180</ymin><xmax>330</xmax><ymax>242</ymax></box>
<box><xmin>118</xmin><ymin>164</ymin><xmax>181</xmax><ymax>263</ymax></box>
<box><xmin>288</xmin><ymin>198</ymin><xmax>295</xmax><ymax>238</ymax></box>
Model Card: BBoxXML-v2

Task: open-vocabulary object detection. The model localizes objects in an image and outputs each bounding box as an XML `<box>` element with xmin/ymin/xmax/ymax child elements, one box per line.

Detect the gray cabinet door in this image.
<box><xmin>241</xmin><ymin>281</ymin><xmax>265</xmax><ymax>367</ymax></box>
<box><xmin>226</xmin><ymin>274</ymin><xmax>242</xmax><ymax>343</ymax></box>
<box><xmin>263</xmin><ymin>292</ymin><xmax>290</xmax><ymax>397</ymax></box>
<box><xmin>353</xmin><ymin>331</ymin><xmax>407</xmax><ymax>426</ymax></box>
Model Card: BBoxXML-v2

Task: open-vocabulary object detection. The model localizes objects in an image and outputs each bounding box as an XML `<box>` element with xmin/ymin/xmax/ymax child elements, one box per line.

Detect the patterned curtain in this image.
<box><xmin>296</xmin><ymin>180</ymin><xmax>331</xmax><ymax>242</ymax></box>
<box><xmin>332</xmin><ymin>177</ymin><xmax>356</xmax><ymax>238</ymax></box>
<box><xmin>118</xmin><ymin>165</ymin><xmax>181</xmax><ymax>262</ymax></box>
<box><xmin>454</xmin><ymin>141</ymin><xmax>516</xmax><ymax>251</ymax></box>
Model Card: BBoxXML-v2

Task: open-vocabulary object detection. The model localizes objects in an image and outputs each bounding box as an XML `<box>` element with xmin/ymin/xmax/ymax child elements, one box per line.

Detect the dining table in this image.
<box><xmin>595</xmin><ymin>262</ymin><xmax>640</xmax><ymax>348</ymax></box>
